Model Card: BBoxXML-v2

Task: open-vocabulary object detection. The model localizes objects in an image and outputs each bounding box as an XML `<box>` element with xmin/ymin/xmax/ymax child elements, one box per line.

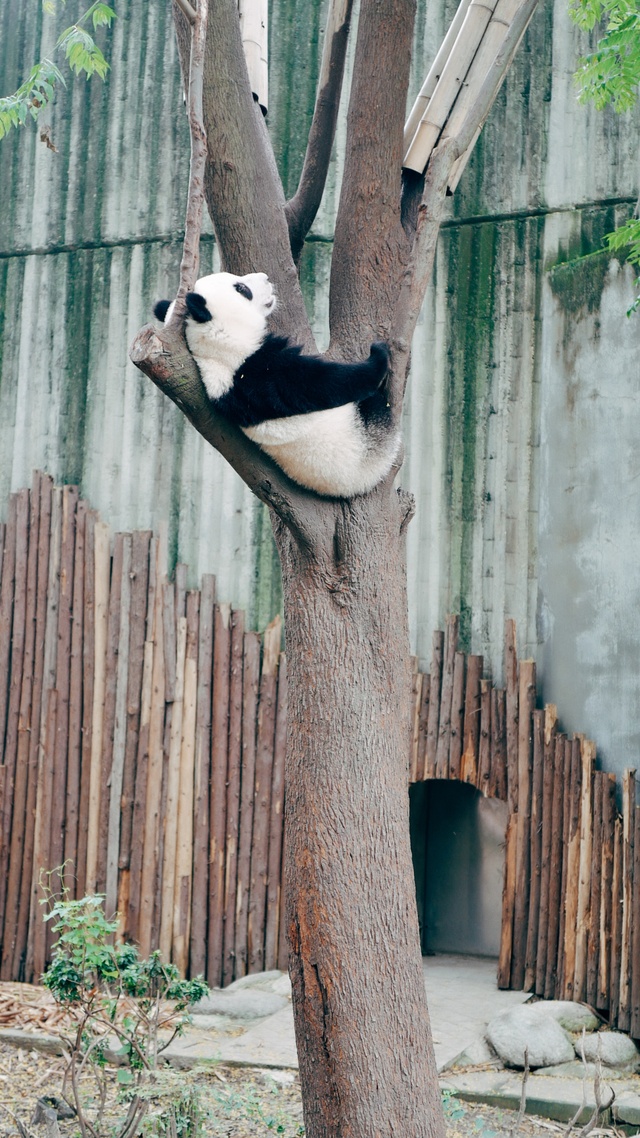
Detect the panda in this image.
<box><xmin>154</xmin><ymin>271</ymin><xmax>401</xmax><ymax>498</ymax></box>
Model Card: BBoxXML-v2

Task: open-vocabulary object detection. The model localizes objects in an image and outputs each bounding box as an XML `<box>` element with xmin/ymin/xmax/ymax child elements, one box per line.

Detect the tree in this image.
<box><xmin>0</xmin><ymin>2</ymin><xmax>116</xmax><ymax>143</ymax></box>
<box><xmin>570</xmin><ymin>0</ymin><xmax>640</xmax><ymax>310</ymax></box>
<box><xmin>130</xmin><ymin>1</ymin><xmax>539</xmax><ymax>1134</ymax></box>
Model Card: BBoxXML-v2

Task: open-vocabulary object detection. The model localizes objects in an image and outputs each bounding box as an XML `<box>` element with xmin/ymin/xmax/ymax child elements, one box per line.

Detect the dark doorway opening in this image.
<box><xmin>410</xmin><ymin>780</ymin><xmax>508</xmax><ymax>957</ymax></box>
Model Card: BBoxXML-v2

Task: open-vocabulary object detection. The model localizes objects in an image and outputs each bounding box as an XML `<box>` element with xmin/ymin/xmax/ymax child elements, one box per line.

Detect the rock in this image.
<box><xmin>576</xmin><ymin>1031</ymin><xmax>640</xmax><ymax>1069</ymax></box>
<box><xmin>447</xmin><ymin>1036</ymin><xmax>497</xmax><ymax>1070</ymax></box>
<box><xmin>191</xmin><ymin>988</ymin><xmax>289</xmax><ymax>1020</ymax></box>
<box><xmin>0</xmin><ymin>1028</ymin><xmax>69</xmax><ymax>1057</ymax></box>
<box><xmin>271</xmin><ymin>974</ymin><xmax>292</xmax><ymax>998</ymax></box>
<box><xmin>486</xmin><ymin>1006</ymin><xmax>575</xmax><ymax>1069</ymax></box>
<box><xmin>526</xmin><ymin>1000</ymin><xmax>600</xmax><ymax>1033</ymax></box>
<box><xmin>225</xmin><ymin>970</ymin><xmax>284</xmax><ymax>992</ymax></box>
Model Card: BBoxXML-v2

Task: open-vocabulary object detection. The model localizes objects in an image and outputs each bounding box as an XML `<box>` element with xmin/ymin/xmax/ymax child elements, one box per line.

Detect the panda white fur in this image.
<box><xmin>154</xmin><ymin>271</ymin><xmax>400</xmax><ymax>498</ymax></box>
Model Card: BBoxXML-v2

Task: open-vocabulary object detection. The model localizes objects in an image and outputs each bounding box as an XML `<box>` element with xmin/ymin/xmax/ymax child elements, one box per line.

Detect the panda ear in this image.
<box><xmin>154</xmin><ymin>300</ymin><xmax>171</xmax><ymax>322</ymax></box>
<box><xmin>185</xmin><ymin>292</ymin><xmax>212</xmax><ymax>323</ymax></box>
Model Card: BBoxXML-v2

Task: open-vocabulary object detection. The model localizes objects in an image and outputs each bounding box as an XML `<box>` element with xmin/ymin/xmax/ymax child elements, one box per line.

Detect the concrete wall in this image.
<box><xmin>1</xmin><ymin>0</ymin><xmax>640</xmax><ymax>776</ymax></box>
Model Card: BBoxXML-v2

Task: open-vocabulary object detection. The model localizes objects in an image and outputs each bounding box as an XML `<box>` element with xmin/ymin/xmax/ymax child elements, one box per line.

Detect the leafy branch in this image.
<box><xmin>571</xmin><ymin>0</ymin><xmax>640</xmax><ymax>110</ymax></box>
<box><xmin>0</xmin><ymin>1</ymin><xmax>116</xmax><ymax>141</ymax></box>
<box><xmin>569</xmin><ymin>0</ymin><xmax>640</xmax><ymax>309</ymax></box>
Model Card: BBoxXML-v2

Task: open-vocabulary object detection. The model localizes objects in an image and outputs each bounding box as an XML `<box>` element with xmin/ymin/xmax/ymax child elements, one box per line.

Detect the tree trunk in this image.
<box><xmin>274</xmin><ymin>487</ymin><xmax>443</xmax><ymax>1137</ymax></box>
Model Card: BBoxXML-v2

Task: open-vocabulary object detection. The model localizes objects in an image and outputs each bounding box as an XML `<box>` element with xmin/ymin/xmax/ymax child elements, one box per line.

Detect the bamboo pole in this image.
<box><xmin>535</xmin><ymin>704</ymin><xmax>557</xmax><ymax>994</ymax></box>
<box><xmin>403</xmin><ymin>0</ymin><xmax>501</xmax><ymax>172</ymax></box>
<box><xmin>631</xmin><ymin>807</ymin><xmax>640</xmax><ymax>1036</ymax></box>
<box><xmin>138</xmin><ymin>532</ymin><xmax>167</xmax><ymax>957</ymax></box>
<box><xmin>85</xmin><ymin>521</ymin><xmax>111</xmax><ymax>894</ymax></box>
<box><xmin>435</xmin><ymin>615</ymin><xmax>459</xmax><ymax>779</ymax></box>
<box><xmin>248</xmin><ymin>616</ymin><xmax>280</xmax><ymax>974</ymax></box>
<box><xmin>208</xmin><ymin>602</ymin><xmax>232</xmax><ymax>986</ymax></box>
<box><xmin>235</xmin><ymin>631</ymin><xmax>261</xmax><ymax>979</ymax></box>
<box><xmin>265</xmin><ymin>654</ymin><xmax>287</xmax><ymax>971</ymax></box>
<box><xmin>425</xmin><ymin>630</ymin><xmax>444</xmax><ymax>778</ymax></box>
<box><xmin>159</xmin><ymin>614</ymin><xmax>187</xmax><ymax>959</ymax></box>
<box><xmin>416</xmin><ymin>674</ymin><xmax>430</xmax><ymax>781</ymax></box>
<box><xmin>105</xmin><ymin>535</ymin><xmax>132</xmax><ymax>918</ymax></box>
<box><xmin>561</xmin><ymin>738</ymin><xmax>582</xmax><ymax>999</ymax></box>
<box><xmin>490</xmin><ymin>688</ymin><xmax>507</xmax><ymax>801</ymax></box>
<box><xmin>64</xmin><ymin>497</ymin><xmax>86</xmax><ymax>887</ymax></box>
<box><xmin>556</xmin><ymin>737</ymin><xmax>573</xmax><ymax>997</ymax></box>
<box><xmin>597</xmin><ymin>773</ymin><xmax>616</xmax><ymax>1009</ymax></box>
<box><xmin>523</xmin><ymin>708</ymin><xmax>543</xmax><ymax>991</ymax></box>
<box><xmin>586</xmin><ymin>772</ymin><xmax>604</xmax><ymax>1007</ymax></box>
<box><xmin>511</xmin><ymin>659</ymin><xmax>535</xmax><ymax>989</ymax></box>
<box><xmin>461</xmin><ymin>654</ymin><xmax>482</xmax><ymax>783</ymax></box>
<box><xmin>403</xmin><ymin>0</ymin><xmax>473</xmax><ymax>152</ymax></box>
<box><xmin>449</xmin><ymin>653</ymin><xmax>465</xmax><ymax>780</ymax></box>
<box><xmin>409</xmin><ymin>662</ymin><xmax>422</xmax><ymax>783</ymax></box>
<box><xmin>96</xmin><ymin>531</ymin><xmax>123</xmax><ymax>896</ymax></box>
<box><xmin>189</xmin><ymin>573</ymin><xmax>215</xmax><ymax>976</ymax></box>
<box><xmin>222</xmin><ymin>608</ymin><xmax>245</xmax><ymax>985</ymax></box>
<box><xmin>49</xmin><ymin>485</ymin><xmax>78</xmax><ymax>901</ymax></box>
<box><xmin>618</xmin><ymin>769</ymin><xmax>636</xmax><ymax>1030</ymax></box>
<box><xmin>29</xmin><ymin>690</ymin><xmax>57</xmax><ymax>979</ymax></box>
<box><xmin>573</xmin><ymin>738</ymin><xmax>595</xmax><ymax>1003</ymax></box>
<box><xmin>173</xmin><ymin>590</ymin><xmax>199</xmax><ymax>974</ymax></box>
<box><xmin>544</xmin><ymin>735</ymin><xmax>566</xmax><ymax>999</ymax></box>
<box><xmin>119</xmin><ymin>531</ymin><xmax>152</xmax><ymax>873</ymax></box>
<box><xmin>76</xmin><ymin>510</ymin><xmax>96</xmax><ymax>898</ymax></box>
<box><xmin>477</xmin><ymin>678</ymin><xmax>492</xmax><ymax>794</ymax></box>
<box><xmin>609</xmin><ymin>816</ymin><xmax>623</xmax><ymax>1026</ymax></box>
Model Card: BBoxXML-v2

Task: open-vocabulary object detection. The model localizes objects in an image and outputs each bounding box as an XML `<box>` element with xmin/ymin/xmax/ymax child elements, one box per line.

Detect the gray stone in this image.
<box><xmin>577</xmin><ymin>1031</ymin><xmax>640</xmax><ymax>1069</ymax></box>
<box><xmin>526</xmin><ymin>1000</ymin><xmax>600</xmax><ymax>1034</ymax></box>
<box><xmin>486</xmin><ymin>1005</ymin><xmax>575</xmax><ymax>1069</ymax></box>
<box><xmin>614</xmin><ymin>1091</ymin><xmax>640</xmax><ymax>1125</ymax></box>
<box><xmin>270</xmin><ymin>974</ymin><xmax>292</xmax><ymax>998</ymax></box>
<box><xmin>447</xmin><ymin>1037</ymin><xmax>497</xmax><ymax>1070</ymax></box>
<box><xmin>0</xmin><ymin>1028</ymin><xmax>69</xmax><ymax>1057</ymax></box>
<box><xmin>191</xmin><ymin>988</ymin><xmax>288</xmax><ymax>1020</ymax></box>
<box><xmin>225</xmin><ymin>970</ymin><xmax>285</xmax><ymax>992</ymax></box>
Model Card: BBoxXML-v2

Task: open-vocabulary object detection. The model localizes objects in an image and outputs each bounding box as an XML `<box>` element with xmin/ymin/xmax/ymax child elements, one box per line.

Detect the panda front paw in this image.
<box><xmin>369</xmin><ymin>341</ymin><xmax>391</xmax><ymax>384</ymax></box>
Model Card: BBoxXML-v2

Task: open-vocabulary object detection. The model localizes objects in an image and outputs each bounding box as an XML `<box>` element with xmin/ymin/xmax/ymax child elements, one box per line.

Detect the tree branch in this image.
<box><xmin>129</xmin><ymin>324</ymin><xmax>333</xmax><ymax>554</ymax></box>
<box><xmin>329</xmin><ymin>0</ymin><xmax>417</xmax><ymax>354</ymax></box>
<box><xmin>389</xmin><ymin>137</ymin><xmax>461</xmax><ymax>416</ymax></box>
<box><xmin>170</xmin><ymin>0</ymin><xmax>207</xmax><ymax>321</ymax></box>
<box><xmin>285</xmin><ymin>0</ymin><xmax>355</xmax><ymax>263</ymax></box>
<box><xmin>200</xmin><ymin>0</ymin><xmax>313</xmax><ymax>346</ymax></box>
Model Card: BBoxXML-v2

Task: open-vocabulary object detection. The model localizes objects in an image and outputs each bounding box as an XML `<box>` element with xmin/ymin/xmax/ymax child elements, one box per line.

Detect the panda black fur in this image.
<box><xmin>154</xmin><ymin>271</ymin><xmax>401</xmax><ymax>498</ymax></box>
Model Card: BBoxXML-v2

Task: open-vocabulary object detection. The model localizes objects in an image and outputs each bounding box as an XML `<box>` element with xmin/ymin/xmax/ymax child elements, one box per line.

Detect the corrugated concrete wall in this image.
<box><xmin>1</xmin><ymin>0</ymin><xmax>639</xmax><ymax>775</ymax></box>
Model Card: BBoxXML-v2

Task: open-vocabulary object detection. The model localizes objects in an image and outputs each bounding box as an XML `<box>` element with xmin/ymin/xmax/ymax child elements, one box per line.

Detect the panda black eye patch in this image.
<box><xmin>234</xmin><ymin>282</ymin><xmax>253</xmax><ymax>300</ymax></box>
<box><xmin>185</xmin><ymin>292</ymin><xmax>213</xmax><ymax>323</ymax></box>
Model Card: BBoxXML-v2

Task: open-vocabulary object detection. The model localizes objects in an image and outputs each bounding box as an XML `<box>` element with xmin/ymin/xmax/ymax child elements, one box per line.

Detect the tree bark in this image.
<box><xmin>275</xmin><ymin>489</ymin><xmax>442</xmax><ymax>1137</ymax></box>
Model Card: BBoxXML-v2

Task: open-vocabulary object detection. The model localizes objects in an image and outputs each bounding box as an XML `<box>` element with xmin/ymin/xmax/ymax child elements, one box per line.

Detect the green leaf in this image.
<box><xmin>117</xmin><ymin>1069</ymin><xmax>134</xmax><ymax>1085</ymax></box>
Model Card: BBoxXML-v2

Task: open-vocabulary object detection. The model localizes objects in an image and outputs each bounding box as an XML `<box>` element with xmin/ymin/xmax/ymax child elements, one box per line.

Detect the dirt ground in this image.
<box><xmin>0</xmin><ymin>983</ymin><xmax>621</xmax><ymax>1138</ymax></box>
<box><xmin>0</xmin><ymin>1039</ymin><xmax>602</xmax><ymax>1138</ymax></box>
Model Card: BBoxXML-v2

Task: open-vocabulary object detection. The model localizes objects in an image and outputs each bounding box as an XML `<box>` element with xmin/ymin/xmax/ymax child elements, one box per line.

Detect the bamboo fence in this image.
<box><xmin>0</xmin><ymin>474</ymin><xmax>287</xmax><ymax>987</ymax></box>
<box><xmin>0</xmin><ymin>476</ymin><xmax>637</xmax><ymax>1036</ymax></box>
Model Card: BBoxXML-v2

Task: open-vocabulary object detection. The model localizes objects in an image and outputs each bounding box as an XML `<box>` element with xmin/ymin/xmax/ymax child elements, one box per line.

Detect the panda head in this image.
<box><xmin>154</xmin><ymin>272</ymin><xmax>276</xmax><ymax>366</ymax></box>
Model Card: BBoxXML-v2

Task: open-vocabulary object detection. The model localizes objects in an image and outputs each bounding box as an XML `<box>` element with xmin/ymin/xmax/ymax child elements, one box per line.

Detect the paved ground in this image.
<box><xmin>422</xmin><ymin>955</ymin><xmax>529</xmax><ymax>1070</ymax></box>
<box><xmin>167</xmin><ymin>955</ymin><xmax>528</xmax><ymax>1072</ymax></box>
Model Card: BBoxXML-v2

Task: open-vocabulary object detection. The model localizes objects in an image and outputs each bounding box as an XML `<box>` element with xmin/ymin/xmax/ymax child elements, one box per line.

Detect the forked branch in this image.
<box><xmin>285</xmin><ymin>0</ymin><xmax>355</xmax><ymax>262</ymax></box>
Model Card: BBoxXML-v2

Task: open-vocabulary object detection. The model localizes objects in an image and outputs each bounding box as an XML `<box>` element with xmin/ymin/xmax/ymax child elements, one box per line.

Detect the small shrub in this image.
<box><xmin>40</xmin><ymin>874</ymin><xmax>207</xmax><ymax>1138</ymax></box>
